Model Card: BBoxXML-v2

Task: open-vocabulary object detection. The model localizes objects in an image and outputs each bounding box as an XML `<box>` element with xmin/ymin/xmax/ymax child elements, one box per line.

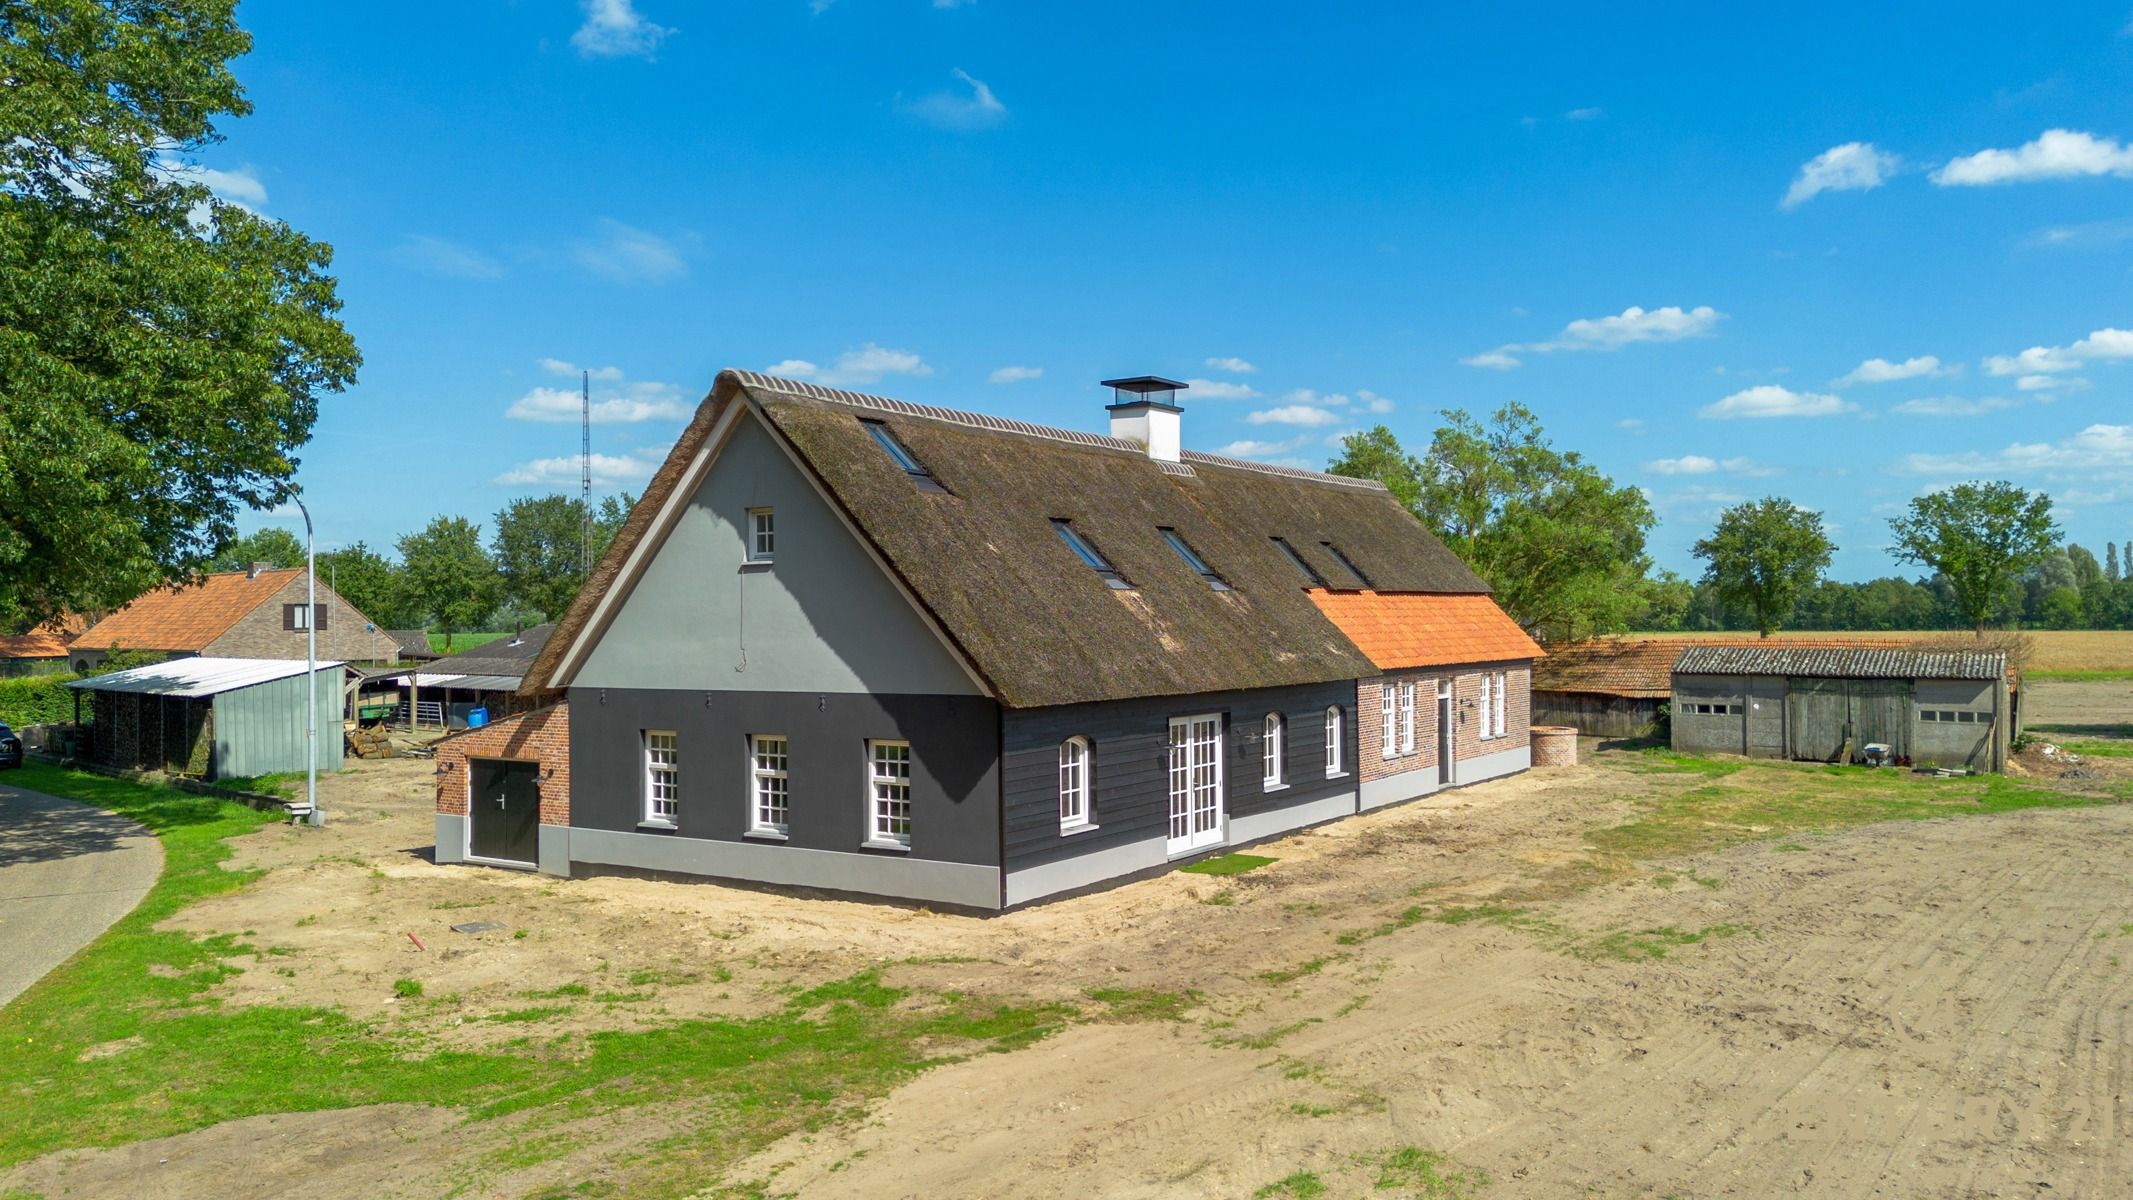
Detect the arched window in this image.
<box><xmin>1058</xmin><ymin>736</ymin><xmax>1091</xmax><ymax>831</ymax></box>
<box><xmin>1324</xmin><ymin>705</ymin><xmax>1343</xmax><ymax>777</ymax></box>
<box><xmin>1263</xmin><ymin>713</ymin><xmax>1286</xmax><ymax>788</ymax></box>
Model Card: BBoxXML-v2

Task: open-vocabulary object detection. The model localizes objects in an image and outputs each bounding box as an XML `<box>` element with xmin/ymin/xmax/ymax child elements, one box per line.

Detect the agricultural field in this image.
<box><xmin>1633</xmin><ymin>629</ymin><xmax>2133</xmax><ymax>677</ymax></box>
<box><xmin>4</xmin><ymin>741</ymin><xmax>2131</xmax><ymax>1198</ymax></box>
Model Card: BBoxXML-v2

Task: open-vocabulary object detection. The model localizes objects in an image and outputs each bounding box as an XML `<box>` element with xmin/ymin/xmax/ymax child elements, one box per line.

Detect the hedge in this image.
<box><xmin>0</xmin><ymin>674</ymin><xmax>81</xmax><ymax>727</ymax></box>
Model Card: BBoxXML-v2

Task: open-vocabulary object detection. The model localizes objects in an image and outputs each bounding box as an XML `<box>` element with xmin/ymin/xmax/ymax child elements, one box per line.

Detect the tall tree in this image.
<box><xmin>1888</xmin><ymin>482</ymin><xmax>2060</xmax><ymax>636</ymax></box>
<box><xmin>396</xmin><ymin>518</ymin><xmax>499</xmax><ymax>650</ymax></box>
<box><xmin>1341</xmin><ymin>405</ymin><xmax>1652</xmax><ymax>641</ymax></box>
<box><xmin>2108</xmin><ymin>542</ymin><xmax>2121</xmax><ymax>583</ymax></box>
<box><xmin>491</xmin><ymin>494</ymin><xmax>633</xmax><ymax>622</ymax></box>
<box><xmin>316</xmin><ymin>541</ymin><xmax>409</xmax><ymax>630</ymax></box>
<box><xmin>1691</xmin><ymin>498</ymin><xmax>1836</xmax><ymax>638</ymax></box>
<box><xmin>0</xmin><ymin>0</ymin><xmax>360</xmax><ymax>630</ymax></box>
<box><xmin>1326</xmin><ymin>427</ymin><xmax>1422</xmax><ymax>512</ymax></box>
<box><xmin>206</xmin><ymin>528</ymin><xmax>305</xmax><ymax>572</ymax></box>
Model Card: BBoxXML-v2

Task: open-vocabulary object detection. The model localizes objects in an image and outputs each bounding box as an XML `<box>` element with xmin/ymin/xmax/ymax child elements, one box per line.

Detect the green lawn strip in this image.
<box><xmin>1179</xmin><ymin>852</ymin><xmax>1277</xmax><ymax>876</ymax></box>
<box><xmin>2024</xmin><ymin>669</ymin><xmax>2133</xmax><ymax>682</ymax></box>
<box><xmin>2026</xmin><ymin>722</ymin><xmax>2133</xmax><ymax>740</ymax></box>
<box><xmin>427</xmin><ymin>630</ymin><xmax>514</xmax><ymax>654</ymax></box>
<box><xmin>2044</xmin><ymin>738</ymin><xmax>2133</xmax><ymax>758</ymax></box>
<box><xmin>0</xmin><ymin>765</ymin><xmax>1080</xmax><ymax>1192</ymax></box>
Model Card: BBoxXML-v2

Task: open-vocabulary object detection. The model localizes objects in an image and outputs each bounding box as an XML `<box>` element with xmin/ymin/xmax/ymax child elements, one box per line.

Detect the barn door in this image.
<box><xmin>1786</xmin><ymin>678</ymin><xmax>1850</xmax><ymax>762</ymax></box>
<box><xmin>1850</xmin><ymin>680</ymin><xmax>1910</xmax><ymax>759</ymax></box>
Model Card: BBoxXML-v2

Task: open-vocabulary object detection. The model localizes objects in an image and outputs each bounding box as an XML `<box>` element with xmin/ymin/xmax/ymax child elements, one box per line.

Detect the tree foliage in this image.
<box><xmin>317</xmin><ymin>541</ymin><xmax>413</xmax><ymax>630</ymax></box>
<box><xmin>1887</xmin><ymin>482</ymin><xmax>2060</xmax><ymax>635</ymax></box>
<box><xmin>491</xmin><ymin>493</ymin><xmax>633</xmax><ymax>622</ymax></box>
<box><xmin>1333</xmin><ymin>407</ymin><xmax>1653</xmax><ymax>641</ymax></box>
<box><xmin>1691</xmin><ymin>498</ymin><xmax>1835</xmax><ymax>638</ymax></box>
<box><xmin>0</xmin><ymin>0</ymin><xmax>360</xmax><ymax>630</ymax></box>
<box><xmin>206</xmin><ymin>528</ymin><xmax>304</xmax><ymax>573</ymax></box>
<box><xmin>396</xmin><ymin>517</ymin><xmax>499</xmax><ymax>649</ymax></box>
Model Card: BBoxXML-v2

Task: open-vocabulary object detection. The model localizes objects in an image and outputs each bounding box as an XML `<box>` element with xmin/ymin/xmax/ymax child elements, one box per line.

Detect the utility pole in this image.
<box><xmin>580</xmin><ymin>368</ymin><xmax>593</xmax><ymax>576</ymax></box>
<box><xmin>296</xmin><ymin>498</ymin><xmax>320</xmax><ymax>827</ymax></box>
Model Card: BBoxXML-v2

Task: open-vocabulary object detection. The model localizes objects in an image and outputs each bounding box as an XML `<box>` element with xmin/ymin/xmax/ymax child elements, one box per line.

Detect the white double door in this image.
<box><xmin>1166</xmin><ymin>714</ymin><xmax>1225</xmax><ymax>855</ymax></box>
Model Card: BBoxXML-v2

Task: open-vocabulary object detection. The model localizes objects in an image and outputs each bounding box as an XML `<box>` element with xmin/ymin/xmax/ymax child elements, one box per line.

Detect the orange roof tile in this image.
<box><xmin>0</xmin><ymin>614</ymin><xmax>84</xmax><ymax>660</ymax></box>
<box><xmin>1307</xmin><ymin>591</ymin><xmax>1544</xmax><ymax>670</ymax></box>
<box><xmin>76</xmin><ymin>570</ymin><xmax>304</xmax><ymax>653</ymax></box>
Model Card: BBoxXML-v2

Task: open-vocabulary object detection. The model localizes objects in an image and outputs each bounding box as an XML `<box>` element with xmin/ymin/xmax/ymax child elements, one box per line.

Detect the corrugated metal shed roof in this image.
<box><xmin>67</xmin><ymin>657</ymin><xmax>346</xmax><ymax>698</ymax></box>
<box><xmin>1673</xmin><ymin>646</ymin><xmax>2006</xmax><ymax>681</ymax></box>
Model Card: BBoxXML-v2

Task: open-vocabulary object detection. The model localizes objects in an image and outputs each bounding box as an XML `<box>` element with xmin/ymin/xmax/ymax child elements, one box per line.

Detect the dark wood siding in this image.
<box><xmin>568</xmin><ymin>687</ymin><xmax>1002</xmax><ymax>867</ymax></box>
<box><xmin>1002</xmin><ymin>679</ymin><xmax>1357</xmax><ymax>872</ymax></box>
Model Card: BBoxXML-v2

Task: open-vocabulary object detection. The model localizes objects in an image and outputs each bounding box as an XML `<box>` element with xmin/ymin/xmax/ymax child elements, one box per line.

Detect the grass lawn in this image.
<box><xmin>1180</xmin><ymin>852</ymin><xmax>1278</xmax><ymax>876</ymax></box>
<box><xmin>0</xmin><ymin>764</ymin><xmax>1081</xmax><ymax>1196</ymax></box>
<box><xmin>427</xmin><ymin>630</ymin><xmax>513</xmax><ymax>654</ymax></box>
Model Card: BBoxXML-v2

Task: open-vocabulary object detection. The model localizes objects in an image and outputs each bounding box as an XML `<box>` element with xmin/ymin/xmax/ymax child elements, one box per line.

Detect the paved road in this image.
<box><xmin>0</xmin><ymin>777</ymin><xmax>163</xmax><ymax>1008</ymax></box>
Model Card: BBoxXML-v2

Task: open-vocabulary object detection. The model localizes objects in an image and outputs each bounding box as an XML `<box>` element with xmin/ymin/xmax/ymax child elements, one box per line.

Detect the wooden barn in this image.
<box><xmin>1670</xmin><ymin>645</ymin><xmax>2011</xmax><ymax>772</ymax></box>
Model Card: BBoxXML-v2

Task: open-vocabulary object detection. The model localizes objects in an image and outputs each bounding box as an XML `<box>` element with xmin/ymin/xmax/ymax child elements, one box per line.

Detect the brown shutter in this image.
<box><xmin>283</xmin><ymin>604</ymin><xmax>296</xmax><ymax>630</ymax></box>
<box><xmin>315</xmin><ymin>603</ymin><xmax>329</xmax><ymax>632</ymax></box>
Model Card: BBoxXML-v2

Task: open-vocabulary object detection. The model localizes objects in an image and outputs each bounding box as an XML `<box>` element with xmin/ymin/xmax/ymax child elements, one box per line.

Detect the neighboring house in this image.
<box><xmin>435</xmin><ymin>371</ymin><xmax>1538</xmax><ymax>910</ymax></box>
<box><xmin>67</xmin><ymin>657</ymin><xmax>346</xmax><ymax>782</ymax></box>
<box><xmin>70</xmin><ymin>564</ymin><xmax>393</xmax><ymax>672</ymax></box>
<box><xmin>387</xmin><ymin>629</ymin><xmax>441</xmax><ymax>663</ymax></box>
<box><xmin>364</xmin><ymin>626</ymin><xmax>553</xmax><ymax>731</ymax></box>
<box><xmin>0</xmin><ymin>614</ymin><xmax>85</xmax><ymax>677</ymax></box>
<box><xmin>1671</xmin><ymin>646</ymin><xmax>2011</xmax><ymax>772</ymax></box>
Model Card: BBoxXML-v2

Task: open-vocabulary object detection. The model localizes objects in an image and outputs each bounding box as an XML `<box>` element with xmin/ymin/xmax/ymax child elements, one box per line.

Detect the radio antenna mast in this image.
<box><xmin>580</xmin><ymin>369</ymin><xmax>593</xmax><ymax>575</ymax></box>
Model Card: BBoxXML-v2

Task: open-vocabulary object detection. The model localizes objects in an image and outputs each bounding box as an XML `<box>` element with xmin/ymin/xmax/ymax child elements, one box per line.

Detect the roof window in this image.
<box><xmin>1159</xmin><ymin>527</ymin><xmax>1231</xmax><ymax>591</ymax></box>
<box><xmin>1319</xmin><ymin>542</ymin><xmax>1372</xmax><ymax>589</ymax></box>
<box><xmin>1053</xmin><ymin>520</ymin><xmax>1130</xmax><ymax>589</ymax></box>
<box><xmin>861</xmin><ymin>419</ymin><xmax>947</xmax><ymax>492</ymax></box>
<box><xmin>1269</xmin><ymin>537</ymin><xmax>1326</xmax><ymax>587</ymax></box>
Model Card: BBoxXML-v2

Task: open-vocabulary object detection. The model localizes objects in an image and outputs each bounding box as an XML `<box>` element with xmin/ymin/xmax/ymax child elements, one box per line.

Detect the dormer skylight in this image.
<box><xmin>1320</xmin><ymin>542</ymin><xmax>1371</xmax><ymax>589</ymax></box>
<box><xmin>1269</xmin><ymin>536</ymin><xmax>1326</xmax><ymax>587</ymax></box>
<box><xmin>1053</xmin><ymin>519</ymin><xmax>1130</xmax><ymax>589</ymax></box>
<box><xmin>1159</xmin><ymin>527</ymin><xmax>1231</xmax><ymax>591</ymax></box>
<box><xmin>862</xmin><ymin>419</ymin><xmax>947</xmax><ymax>492</ymax></box>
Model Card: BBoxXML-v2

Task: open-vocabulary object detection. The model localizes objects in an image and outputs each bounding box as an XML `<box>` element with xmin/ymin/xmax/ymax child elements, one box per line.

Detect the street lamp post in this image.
<box><xmin>295</xmin><ymin>498</ymin><xmax>321</xmax><ymax>828</ymax></box>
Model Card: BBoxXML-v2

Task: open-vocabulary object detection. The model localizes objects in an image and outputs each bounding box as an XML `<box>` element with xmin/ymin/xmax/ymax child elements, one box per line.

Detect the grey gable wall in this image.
<box><xmin>572</xmin><ymin>409</ymin><xmax>981</xmax><ymax>697</ymax></box>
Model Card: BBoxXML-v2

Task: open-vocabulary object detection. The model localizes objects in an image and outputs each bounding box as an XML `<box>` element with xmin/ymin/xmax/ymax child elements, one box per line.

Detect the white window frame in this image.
<box><xmin>1325</xmin><ymin>705</ymin><xmax>1343</xmax><ymax>777</ymax></box>
<box><xmin>643</xmin><ymin>730</ymin><xmax>678</xmax><ymax>825</ymax></box>
<box><xmin>287</xmin><ymin>603</ymin><xmax>312</xmax><ymax>630</ymax></box>
<box><xmin>1058</xmin><ymin>736</ymin><xmax>1092</xmax><ymax>832</ymax></box>
<box><xmin>865</xmin><ymin>739</ymin><xmax>912</xmax><ymax>850</ymax></box>
<box><xmin>1492</xmin><ymin>671</ymin><xmax>1508</xmax><ymax>739</ymax></box>
<box><xmin>1480</xmin><ymin>672</ymin><xmax>1496</xmax><ymax>739</ymax></box>
<box><xmin>1398</xmin><ymin>680</ymin><xmax>1417</xmax><ymax>755</ymax></box>
<box><xmin>748</xmin><ymin>734</ymin><xmax>789</xmax><ymax>836</ymax></box>
<box><xmin>747</xmin><ymin>507</ymin><xmax>775</xmax><ymax>563</ymax></box>
<box><xmin>1263</xmin><ymin>713</ymin><xmax>1286</xmax><ymax>790</ymax></box>
<box><xmin>1380</xmin><ymin>685</ymin><xmax>1398</xmax><ymax>759</ymax></box>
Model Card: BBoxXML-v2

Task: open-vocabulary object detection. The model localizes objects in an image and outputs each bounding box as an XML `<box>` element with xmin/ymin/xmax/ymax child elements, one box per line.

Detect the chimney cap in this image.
<box><xmin>1100</xmin><ymin>375</ymin><xmax>1189</xmax><ymax>395</ymax></box>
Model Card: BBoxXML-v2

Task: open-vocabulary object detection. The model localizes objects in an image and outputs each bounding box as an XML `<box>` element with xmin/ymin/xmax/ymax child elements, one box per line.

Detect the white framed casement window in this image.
<box><xmin>746</xmin><ymin>507</ymin><xmax>775</xmax><ymax>563</ymax></box>
<box><xmin>748</xmin><ymin>734</ymin><xmax>789</xmax><ymax>836</ymax></box>
<box><xmin>1491</xmin><ymin>671</ymin><xmax>1508</xmax><ymax>739</ymax></box>
<box><xmin>1324</xmin><ymin>705</ymin><xmax>1343</xmax><ymax>777</ymax></box>
<box><xmin>643</xmin><ymin>730</ymin><xmax>678</xmax><ymax>825</ymax></box>
<box><xmin>1479</xmin><ymin>672</ymin><xmax>1496</xmax><ymax>739</ymax></box>
<box><xmin>1263</xmin><ymin>713</ymin><xmax>1286</xmax><ymax>789</ymax></box>
<box><xmin>865</xmin><ymin>739</ymin><xmax>912</xmax><ymax>849</ymax></box>
<box><xmin>1397</xmin><ymin>681</ymin><xmax>1417</xmax><ymax>755</ymax></box>
<box><xmin>1058</xmin><ymin>736</ymin><xmax>1092</xmax><ymax>832</ymax></box>
<box><xmin>1380</xmin><ymin>685</ymin><xmax>1398</xmax><ymax>759</ymax></box>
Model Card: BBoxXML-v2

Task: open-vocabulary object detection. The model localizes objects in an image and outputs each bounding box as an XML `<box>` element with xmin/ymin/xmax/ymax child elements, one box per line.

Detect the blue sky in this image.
<box><xmin>199</xmin><ymin>1</ymin><xmax>2133</xmax><ymax>580</ymax></box>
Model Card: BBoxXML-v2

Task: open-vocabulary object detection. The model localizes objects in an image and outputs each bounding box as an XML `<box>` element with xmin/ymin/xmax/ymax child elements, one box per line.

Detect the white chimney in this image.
<box><xmin>1103</xmin><ymin>376</ymin><xmax>1188</xmax><ymax>463</ymax></box>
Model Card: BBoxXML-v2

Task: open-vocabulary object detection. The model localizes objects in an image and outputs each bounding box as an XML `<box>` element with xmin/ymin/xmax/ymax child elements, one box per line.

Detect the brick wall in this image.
<box><xmin>433</xmin><ymin>701</ymin><xmax>571</xmax><ymax>825</ymax></box>
<box><xmin>205</xmin><ymin>574</ymin><xmax>396</xmax><ymax>664</ymax></box>
<box><xmin>1358</xmin><ymin>664</ymin><xmax>1531</xmax><ymax>784</ymax></box>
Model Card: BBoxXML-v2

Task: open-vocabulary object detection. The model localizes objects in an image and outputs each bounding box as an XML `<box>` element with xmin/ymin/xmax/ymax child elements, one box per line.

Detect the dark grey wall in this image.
<box><xmin>1002</xmin><ymin>680</ymin><xmax>1356</xmax><ymax>873</ymax></box>
<box><xmin>568</xmin><ymin>686</ymin><xmax>1002</xmax><ymax>866</ymax></box>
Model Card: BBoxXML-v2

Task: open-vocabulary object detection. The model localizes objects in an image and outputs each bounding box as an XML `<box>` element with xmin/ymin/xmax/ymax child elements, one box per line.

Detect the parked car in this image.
<box><xmin>0</xmin><ymin>723</ymin><xmax>20</xmax><ymax>769</ymax></box>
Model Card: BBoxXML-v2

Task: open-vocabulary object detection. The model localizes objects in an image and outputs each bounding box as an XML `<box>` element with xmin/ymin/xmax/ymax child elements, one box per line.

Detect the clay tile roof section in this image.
<box><xmin>0</xmin><ymin>613</ymin><xmax>85</xmax><ymax>660</ymax></box>
<box><xmin>1305</xmin><ymin>591</ymin><xmax>1543</xmax><ymax>670</ymax></box>
<box><xmin>75</xmin><ymin>569</ymin><xmax>306</xmax><ymax>653</ymax></box>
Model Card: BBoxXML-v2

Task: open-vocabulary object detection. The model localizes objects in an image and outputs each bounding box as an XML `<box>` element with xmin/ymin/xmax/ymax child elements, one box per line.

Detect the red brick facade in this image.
<box><xmin>1357</xmin><ymin>664</ymin><xmax>1531</xmax><ymax>784</ymax></box>
<box><xmin>433</xmin><ymin>701</ymin><xmax>571</xmax><ymax>825</ymax></box>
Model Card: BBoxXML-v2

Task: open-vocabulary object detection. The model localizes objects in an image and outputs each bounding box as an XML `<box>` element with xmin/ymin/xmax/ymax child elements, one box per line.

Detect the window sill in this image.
<box><xmin>1059</xmin><ymin>822</ymin><xmax>1100</xmax><ymax>837</ymax></box>
<box><xmin>739</xmin><ymin>560</ymin><xmax>773</xmax><ymax>572</ymax></box>
<box><xmin>744</xmin><ymin>827</ymin><xmax>789</xmax><ymax>842</ymax></box>
<box><xmin>637</xmin><ymin>819</ymin><xmax>677</xmax><ymax>832</ymax></box>
<box><xmin>1325</xmin><ymin>771</ymin><xmax>1350</xmax><ymax>780</ymax></box>
<box><xmin>1262</xmin><ymin>782</ymin><xmax>1289</xmax><ymax>793</ymax></box>
<box><xmin>861</xmin><ymin>838</ymin><xmax>911</xmax><ymax>853</ymax></box>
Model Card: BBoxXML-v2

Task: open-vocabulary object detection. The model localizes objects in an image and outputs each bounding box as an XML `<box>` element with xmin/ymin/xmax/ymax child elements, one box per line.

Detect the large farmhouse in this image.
<box><xmin>434</xmin><ymin>371</ymin><xmax>1540</xmax><ymax>909</ymax></box>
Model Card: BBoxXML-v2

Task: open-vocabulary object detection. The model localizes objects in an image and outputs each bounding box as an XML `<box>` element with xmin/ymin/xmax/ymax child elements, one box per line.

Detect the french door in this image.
<box><xmin>1167</xmin><ymin>714</ymin><xmax>1225</xmax><ymax>855</ymax></box>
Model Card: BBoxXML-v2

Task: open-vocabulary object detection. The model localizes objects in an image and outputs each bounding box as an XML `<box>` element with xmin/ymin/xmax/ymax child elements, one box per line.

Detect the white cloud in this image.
<box><xmin>1280</xmin><ymin>388</ymin><xmax>1349</xmax><ymax>407</ymax></box>
<box><xmin>1357</xmin><ymin>389</ymin><xmax>1394</xmax><ymax>414</ymax></box>
<box><xmin>394</xmin><ymin>235</ymin><xmax>503</xmax><ymax>280</ymax></box>
<box><xmin>1183</xmin><ymin>378</ymin><xmax>1261</xmax><ymax>400</ymax></box>
<box><xmin>498</xmin><ymin>451</ymin><xmax>662</xmax><ymax>487</ymax></box>
<box><xmin>899</xmin><ymin>68</ymin><xmax>1008</xmax><ymax>130</ymax></box>
<box><xmin>1984</xmin><ymin>327</ymin><xmax>2133</xmax><ymax>377</ymax></box>
<box><xmin>1891</xmin><ymin>395</ymin><xmax>2017</xmax><ymax>416</ymax></box>
<box><xmin>1903</xmin><ymin>423</ymin><xmax>2133</xmax><ymax>475</ymax></box>
<box><xmin>768</xmin><ymin>344</ymin><xmax>933</xmax><ymax>386</ymax></box>
<box><xmin>1246</xmin><ymin>405</ymin><xmax>1344</xmax><ymax>427</ymax></box>
<box><xmin>572</xmin><ymin>0</ymin><xmax>671</xmax><ymax>59</ymax></box>
<box><xmin>1212</xmin><ymin>438</ymin><xmax>1306</xmax><ymax>459</ymax></box>
<box><xmin>2025</xmin><ymin>216</ymin><xmax>2133</xmax><ymax>250</ymax></box>
<box><xmin>1616</xmin><ymin>417</ymin><xmax>1646</xmax><ymax>429</ymax></box>
<box><xmin>1933</xmin><ymin>129</ymin><xmax>2133</xmax><ymax>186</ymax></box>
<box><xmin>156</xmin><ymin>158</ymin><xmax>268</xmax><ymax>223</ymax></box>
<box><xmin>1465</xmin><ymin>304</ymin><xmax>1723</xmax><ymax>368</ymax></box>
<box><xmin>1782</xmin><ymin>142</ymin><xmax>1900</xmax><ymax>209</ymax></box>
<box><xmin>988</xmin><ymin>365</ymin><xmax>1042</xmax><ymax>383</ymax></box>
<box><xmin>1204</xmin><ymin>356</ymin><xmax>1257</xmax><ymax>374</ymax></box>
<box><xmin>507</xmin><ymin>380</ymin><xmax>688</xmax><ymax>425</ymax></box>
<box><xmin>1645</xmin><ymin>455</ymin><xmax>1774</xmax><ymax>476</ymax></box>
<box><xmin>1564</xmin><ymin>106</ymin><xmax>1605</xmax><ymax>121</ymax></box>
<box><xmin>573</xmin><ymin>218</ymin><xmax>688</xmax><ymax>283</ymax></box>
<box><xmin>538</xmin><ymin>358</ymin><xmax>624</xmax><ymax>382</ymax></box>
<box><xmin>2018</xmin><ymin>374</ymin><xmax>2090</xmax><ymax>393</ymax></box>
<box><xmin>1835</xmin><ymin>355</ymin><xmax>1954</xmax><ymax>386</ymax></box>
<box><xmin>1699</xmin><ymin>385</ymin><xmax>1855</xmax><ymax>419</ymax></box>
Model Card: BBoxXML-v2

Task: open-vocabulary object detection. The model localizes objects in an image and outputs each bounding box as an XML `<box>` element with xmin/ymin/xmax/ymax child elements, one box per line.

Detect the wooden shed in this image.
<box><xmin>68</xmin><ymin>657</ymin><xmax>347</xmax><ymax>781</ymax></box>
<box><xmin>1670</xmin><ymin>646</ymin><xmax>2010</xmax><ymax>772</ymax></box>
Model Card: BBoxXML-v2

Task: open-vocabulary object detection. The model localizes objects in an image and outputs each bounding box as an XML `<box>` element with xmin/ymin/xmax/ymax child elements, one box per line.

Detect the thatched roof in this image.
<box><xmin>528</xmin><ymin>371</ymin><xmax>1503</xmax><ymax>709</ymax></box>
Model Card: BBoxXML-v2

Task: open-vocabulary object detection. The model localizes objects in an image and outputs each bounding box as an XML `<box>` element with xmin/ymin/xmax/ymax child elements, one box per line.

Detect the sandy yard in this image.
<box><xmin>7</xmin><ymin>733</ymin><xmax>2132</xmax><ymax>1199</ymax></box>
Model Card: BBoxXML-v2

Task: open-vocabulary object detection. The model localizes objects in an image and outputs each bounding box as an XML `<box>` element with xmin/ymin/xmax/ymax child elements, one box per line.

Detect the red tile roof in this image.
<box><xmin>75</xmin><ymin>570</ymin><xmax>303</xmax><ymax>653</ymax></box>
<box><xmin>1306</xmin><ymin>591</ymin><xmax>1544</xmax><ymax>670</ymax></box>
<box><xmin>0</xmin><ymin>614</ymin><xmax>85</xmax><ymax>660</ymax></box>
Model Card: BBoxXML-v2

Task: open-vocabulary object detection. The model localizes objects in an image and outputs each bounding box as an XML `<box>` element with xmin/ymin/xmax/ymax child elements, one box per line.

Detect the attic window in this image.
<box><xmin>1269</xmin><ymin>537</ymin><xmax>1325</xmax><ymax>587</ymax></box>
<box><xmin>1053</xmin><ymin>519</ymin><xmax>1130</xmax><ymax>589</ymax></box>
<box><xmin>861</xmin><ymin>419</ymin><xmax>947</xmax><ymax>493</ymax></box>
<box><xmin>1159</xmin><ymin>528</ymin><xmax>1231</xmax><ymax>591</ymax></box>
<box><xmin>1320</xmin><ymin>542</ymin><xmax>1372</xmax><ymax>589</ymax></box>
